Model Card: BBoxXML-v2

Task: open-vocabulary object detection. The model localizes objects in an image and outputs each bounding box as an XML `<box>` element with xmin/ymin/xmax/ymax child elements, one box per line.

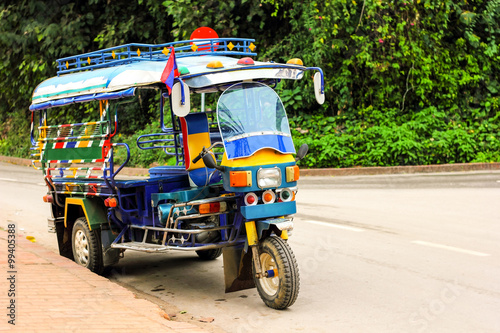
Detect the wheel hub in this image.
<box><xmin>74</xmin><ymin>230</ymin><xmax>89</xmax><ymax>266</ymax></box>
<box><xmin>259</xmin><ymin>253</ymin><xmax>279</xmax><ymax>296</ymax></box>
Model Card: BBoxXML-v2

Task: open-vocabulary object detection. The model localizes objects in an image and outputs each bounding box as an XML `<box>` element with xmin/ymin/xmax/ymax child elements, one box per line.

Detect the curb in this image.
<box><xmin>300</xmin><ymin>162</ymin><xmax>500</xmax><ymax>177</ymax></box>
<box><xmin>2</xmin><ymin>155</ymin><xmax>499</xmax><ymax>177</ymax></box>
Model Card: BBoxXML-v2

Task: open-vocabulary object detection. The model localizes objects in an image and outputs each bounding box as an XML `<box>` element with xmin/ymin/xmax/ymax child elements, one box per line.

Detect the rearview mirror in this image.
<box><xmin>313</xmin><ymin>72</ymin><xmax>325</xmax><ymax>105</ymax></box>
<box><xmin>203</xmin><ymin>152</ymin><xmax>224</xmax><ymax>171</ymax></box>
<box><xmin>296</xmin><ymin>143</ymin><xmax>309</xmax><ymax>161</ymax></box>
<box><xmin>171</xmin><ymin>81</ymin><xmax>191</xmax><ymax>117</ymax></box>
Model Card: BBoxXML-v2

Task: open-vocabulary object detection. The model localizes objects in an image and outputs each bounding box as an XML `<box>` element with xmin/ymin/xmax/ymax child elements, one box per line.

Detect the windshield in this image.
<box><xmin>217</xmin><ymin>82</ymin><xmax>295</xmax><ymax>159</ymax></box>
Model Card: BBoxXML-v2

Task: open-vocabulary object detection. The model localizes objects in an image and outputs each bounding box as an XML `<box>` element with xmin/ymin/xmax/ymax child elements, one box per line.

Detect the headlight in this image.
<box><xmin>257</xmin><ymin>167</ymin><xmax>282</xmax><ymax>189</ymax></box>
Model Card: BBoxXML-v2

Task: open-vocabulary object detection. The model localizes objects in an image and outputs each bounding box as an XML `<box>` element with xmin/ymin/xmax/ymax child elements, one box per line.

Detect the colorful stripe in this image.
<box><xmin>33</xmin><ymin>83</ymin><xmax>107</xmax><ymax>101</ymax></box>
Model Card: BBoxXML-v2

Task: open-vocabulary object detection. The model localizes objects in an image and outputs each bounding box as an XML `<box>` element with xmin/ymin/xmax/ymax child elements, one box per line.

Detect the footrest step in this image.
<box><xmin>111</xmin><ymin>241</ymin><xmax>168</xmax><ymax>253</ymax></box>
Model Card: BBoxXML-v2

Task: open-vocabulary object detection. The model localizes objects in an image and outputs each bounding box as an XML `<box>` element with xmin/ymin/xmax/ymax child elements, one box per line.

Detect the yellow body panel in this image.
<box><xmin>64</xmin><ymin>198</ymin><xmax>91</xmax><ymax>230</ymax></box>
<box><xmin>187</xmin><ymin>132</ymin><xmax>211</xmax><ymax>170</ymax></box>
<box><xmin>221</xmin><ymin>148</ymin><xmax>294</xmax><ymax>167</ymax></box>
<box><xmin>245</xmin><ymin>221</ymin><xmax>259</xmax><ymax>246</ymax></box>
<box><xmin>280</xmin><ymin>230</ymin><xmax>289</xmax><ymax>240</ymax></box>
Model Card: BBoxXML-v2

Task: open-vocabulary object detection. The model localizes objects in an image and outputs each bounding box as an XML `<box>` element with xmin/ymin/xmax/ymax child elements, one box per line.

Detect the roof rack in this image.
<box><xmin>56</xmin><ymin>38</ymin><xmax>256</xmax><ymax>76</ymax></box>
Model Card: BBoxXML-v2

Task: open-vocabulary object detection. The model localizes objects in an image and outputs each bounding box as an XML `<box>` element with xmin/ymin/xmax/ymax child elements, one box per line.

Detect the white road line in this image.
<box><xmin>0</xmin><ymin>177</ymin><xmax>17</xmax><ymax>182</ymax></box>
<box><xmin>412</xmin><ymin>240</ymin><xmax>491</xmax><ymax>257</ymax></box>
<box><xmin>304</xmin><ymin>220</ymin><xmax>364</xmax><ymax>232</ymax></box>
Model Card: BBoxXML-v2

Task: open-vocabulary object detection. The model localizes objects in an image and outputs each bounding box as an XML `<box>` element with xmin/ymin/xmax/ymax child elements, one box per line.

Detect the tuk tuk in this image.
<box><xmin>30</xmin><ymin>28</ymin><xmax>325</xmax><ymax>309</ymax></box>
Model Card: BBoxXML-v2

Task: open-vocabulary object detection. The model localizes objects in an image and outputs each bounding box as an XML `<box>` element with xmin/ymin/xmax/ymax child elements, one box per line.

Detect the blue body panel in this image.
<box><xmin>240</xmin><ymin>201</ymin><xmax>296</xmax><ymax>220</ymax></box>
<box><xmin>224</xmin><ymin>134</ymin><xmax>295</xmax><ymax>160</ymax></box>
<box><xmin>222</xmin><ymin>162</ymin><xmax>297</xmax><ymax>193</ymax></box>
<box><xmin>189</xmin><ymin>168</ymin><xmax>222</xmax><ymax>186</ymax></box>
<box><xmin>149</xmin><ymin>166</ymin><xmax>188</xmax><ymax>177</ymax></box>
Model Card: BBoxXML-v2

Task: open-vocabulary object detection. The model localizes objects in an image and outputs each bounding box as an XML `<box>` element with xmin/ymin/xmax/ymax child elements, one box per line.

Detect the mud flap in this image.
<box><xmin>223</xmin><ymin>244</ymin><xmax>255</xmax><ymax>293</ymax></box>
<box><xmin>101</xmin><ymin>229</ymin><xmax>121</xmax><ymax>266</ymax></box>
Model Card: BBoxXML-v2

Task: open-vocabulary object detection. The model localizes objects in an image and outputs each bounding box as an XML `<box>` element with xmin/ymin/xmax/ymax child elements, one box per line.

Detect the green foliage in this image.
<box><xmin>291</xmin><ymin>106</ymin><xmax>500</xmax><ymax>168</ymax></box>
<box><xmin>271</xmin><ymin>0</ymin><xmax>500</xmax><ymax>166</ymax></box>
<box><xmin>0</xmin><ymin>0</ymin><xmax>499</xmax><ymax>168</ymax></box>
<box><xmin>0</xmin><ymin>0</ymin><xmax>173</xmax><ymax>159</ymax></box>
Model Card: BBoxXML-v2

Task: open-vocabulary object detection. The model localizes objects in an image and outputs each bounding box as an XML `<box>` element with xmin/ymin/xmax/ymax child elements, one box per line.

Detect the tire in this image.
<box><xmin>71</xmin><ymin>217</ymin><xmax>104</xmax><ymax>274</ymax></box>
<box><xmin>196</xmin><ymin>248</ymin><xmax>223</xmax><ymax>260</ymax></box>
<box><xmin>253</xmin><ymin>236</ymin><xmax>300</xmax><ymax>309</ymax></box>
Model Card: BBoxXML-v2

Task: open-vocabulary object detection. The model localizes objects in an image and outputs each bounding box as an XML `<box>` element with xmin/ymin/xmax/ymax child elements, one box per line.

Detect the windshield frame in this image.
<box><xmin>216</xmin><ymin>82</ymin><xmax>295</xmax><ymax>160</ymax></box>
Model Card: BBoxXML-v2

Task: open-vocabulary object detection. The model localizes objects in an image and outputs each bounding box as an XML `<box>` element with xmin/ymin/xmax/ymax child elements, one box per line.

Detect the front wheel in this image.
<box><xmin>252</xmin><ymin>236</ymin><xmax>300</xmax><ymax>309</ymax></box>
<box><xmin>71</xmin><ymin>217</ymin><xmax>104</xmax><ymax>274</ymax></box>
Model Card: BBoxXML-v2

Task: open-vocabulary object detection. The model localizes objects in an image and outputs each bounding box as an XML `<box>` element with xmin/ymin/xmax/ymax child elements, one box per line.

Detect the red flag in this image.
<box><xmin>161</xmin><ymin>47</ymin><xmax>179</xmax><ymax>95</ymax></box>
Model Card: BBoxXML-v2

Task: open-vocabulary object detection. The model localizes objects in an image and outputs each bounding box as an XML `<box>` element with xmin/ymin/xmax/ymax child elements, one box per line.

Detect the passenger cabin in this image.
<box><xmin>30</xmin><ymin>34</ymin><xmax>324</xmax><ymax>230</ymax></box>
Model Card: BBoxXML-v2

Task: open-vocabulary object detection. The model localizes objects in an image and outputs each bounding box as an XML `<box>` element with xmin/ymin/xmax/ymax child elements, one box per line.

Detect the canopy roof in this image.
<box><xmin>30</xmin><ymin>38</ymin><xmax>321</xmax><ymax>111</ymax></box>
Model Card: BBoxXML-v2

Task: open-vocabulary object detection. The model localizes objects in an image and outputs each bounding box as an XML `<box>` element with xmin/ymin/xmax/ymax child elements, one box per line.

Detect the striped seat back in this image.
<box><xmin>32</xmin><ymin>120</ymin><xmax>111</xmax><ymax>181</ymax></box>
<box><xmin>179</xmin><ymin>113</ymin><xmax>211</xmax><ymax>171</ymax></box>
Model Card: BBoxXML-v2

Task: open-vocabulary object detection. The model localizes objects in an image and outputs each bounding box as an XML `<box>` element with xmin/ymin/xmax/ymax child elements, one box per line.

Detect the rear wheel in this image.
<box><xmin>72</xmin><ymin>217</ymin><xmax>104</xmax><ymax>274</ymax></box>
<box><xmin>196</xmin><ymin>248</ymin><xmax>223</xmax><ymax>260</ymax></box>
<box><xmin>252</xmin><ymin>236</ymin><xmax>300</xmax><ymax>309</ymax></box>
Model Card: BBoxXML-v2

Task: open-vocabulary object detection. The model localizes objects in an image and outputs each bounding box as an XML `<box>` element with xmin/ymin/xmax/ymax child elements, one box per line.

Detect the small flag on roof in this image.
<box><xmin>161</xmin><ymin>47</ymin><xmax>179</xmax><ymax>94</ymax></box>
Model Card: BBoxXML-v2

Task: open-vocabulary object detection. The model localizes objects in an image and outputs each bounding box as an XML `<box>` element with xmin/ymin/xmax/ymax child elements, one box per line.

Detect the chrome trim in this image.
<box><xmin>110</xmin><ymin>241</ymin><xmax>230</xmax><ymax>253</ymax></box>
<box><xmin>275</xmin><ymin>186</ymin><xmax>298</xmax><ymax>193</ymax></box>
<box><xmin>225</xmin><ymin>131</ymin><xmax>291</xmax><ymax>143</ymax></box>
<box><xmin>163</xmin><ymin>195</ymin><xmax>237</xmax><ymax>229</ymax></box>
<box><xmin>275</xmin><ymin>221</ymin><xmax>294</xmax><ymax>231</ymax></box>
<box><xmin>47</xmin><ymin>217</ymin><xmax>63</xmax><ymax>233</ymax></box>
<box><xmin>129</xmin><ymin>223</ymin><xmax>232</xmax><ymax>234</ymax></box>
<box><xmin>257</xmin><ymin>166</ymin><xmax>282</xmax><ymax>189</ymax></box>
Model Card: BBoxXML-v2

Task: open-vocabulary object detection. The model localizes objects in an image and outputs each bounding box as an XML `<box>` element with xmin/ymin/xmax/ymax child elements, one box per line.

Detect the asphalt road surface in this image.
<box><xmin>1</xmin><ymin>162</ymin><xmax>499</xmax><ymax>333</ymax></box>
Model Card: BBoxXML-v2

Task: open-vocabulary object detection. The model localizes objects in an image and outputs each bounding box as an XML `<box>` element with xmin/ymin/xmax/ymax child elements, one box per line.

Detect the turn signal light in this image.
<box><xmin>230</xmin><ymin>171</ymin><xmax>252</xmax><ymax>187</ymax></box>
<box><xmin>43</xmin><ymin>195</ymin><xmax>53</xmax><ymax>203</ymax></box>
<box><xmin>287</xmin><ymin>58</ymin><xmax>304</xmax><ymax>66</ymax></box>
<box><xmin>206</xmin><ymin>60</ymin><xmax>224</xmax><ymax>69</ymax></box>
<box><xmin>286</xmin><ymin>165</ymin><xmax>300</xmax><ymax>182</ymax></box>
<box><xmin>104</xmin><ymin>197</ymin><xmax>118</xmax><ymax>207</ymax></box>
<box><xmin>262</xmin><ymin>190</ymin><xmax>276</xmax><ymax>204</ymax></box>
<box><xmin>199</xmin><ymin>201</ymin><xmax>227</xmax><ymax>214</ymax></box>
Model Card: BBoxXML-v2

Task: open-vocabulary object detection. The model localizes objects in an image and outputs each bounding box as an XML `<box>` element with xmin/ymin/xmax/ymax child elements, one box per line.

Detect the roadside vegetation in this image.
<box><xmin>1</xmin><ymin>0</ymin><xmax>499</xmax><ymax>168</ymax></box>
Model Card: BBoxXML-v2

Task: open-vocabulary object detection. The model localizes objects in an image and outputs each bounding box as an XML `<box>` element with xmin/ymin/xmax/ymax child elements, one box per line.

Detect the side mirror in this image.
<box><xmin>202</xmin><ymin>153</ymin><xmax>225</xmax><ymax>171</ymax></box>
<box><xmin>171</xmin><ymin>80</ymin><xmax>191</xmax><ymax>117</ymax></box>
<box><xmin>296</xmin><ymin>143</ymin><xmax>309</xmax><ymax>161</ymax></box>
<box><xmin>313</xmin><ymin>72</ymin><xmax>325</xmax><ymax>105</ymax></box>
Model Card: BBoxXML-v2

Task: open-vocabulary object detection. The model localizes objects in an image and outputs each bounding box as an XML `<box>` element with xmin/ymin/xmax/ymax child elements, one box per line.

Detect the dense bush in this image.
<box><xmin>291</xmin><ymin>105</ymin><xmax>500</xmax><ymax>167</ymax></box>
<box><xmin>268</xmin><ymin>0</ymin><xmax>500</xmax><ymax>167</ymax></box>
<box><xmin>0</xmin><ymin>0</ymin><xmax>499</xmax><ymax>167</ymax></box>
<box><xmin>0</xmin><ymin>0</ymin><xmax>173</xmax><ymax>158</ymax></box>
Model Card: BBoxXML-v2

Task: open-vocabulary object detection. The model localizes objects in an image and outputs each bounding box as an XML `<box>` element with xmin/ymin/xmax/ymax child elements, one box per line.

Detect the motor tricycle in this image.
<box><xmin>30</xmin><ymin>28</ymin><xmax>324</xmax><ymax>309</ymax></box>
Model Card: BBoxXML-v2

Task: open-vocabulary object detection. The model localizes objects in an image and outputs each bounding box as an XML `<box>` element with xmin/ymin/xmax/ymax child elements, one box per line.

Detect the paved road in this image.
<box><xmin>1</xmin><ymin>162</ymin><xmax>499</xmax><ymax>332</ymax></box>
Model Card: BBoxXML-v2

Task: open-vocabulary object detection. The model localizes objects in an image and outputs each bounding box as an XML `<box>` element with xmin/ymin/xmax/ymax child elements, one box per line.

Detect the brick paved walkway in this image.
<box><xmin>0</xmin><ymin>232</ymin><xmax>207</xmax><ymax>332</ymax></box>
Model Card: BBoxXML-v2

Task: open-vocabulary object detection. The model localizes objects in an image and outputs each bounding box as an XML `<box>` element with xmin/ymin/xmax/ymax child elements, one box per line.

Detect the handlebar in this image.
<box><xmin>192</xmin><ymin>153</ymin><xmax>203</xmax><ymax>164</ymax></box>
<box><xmin>192</xmin><ymin>142</ymin><xmax>224</xmax><ymax>164</ymax></box>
